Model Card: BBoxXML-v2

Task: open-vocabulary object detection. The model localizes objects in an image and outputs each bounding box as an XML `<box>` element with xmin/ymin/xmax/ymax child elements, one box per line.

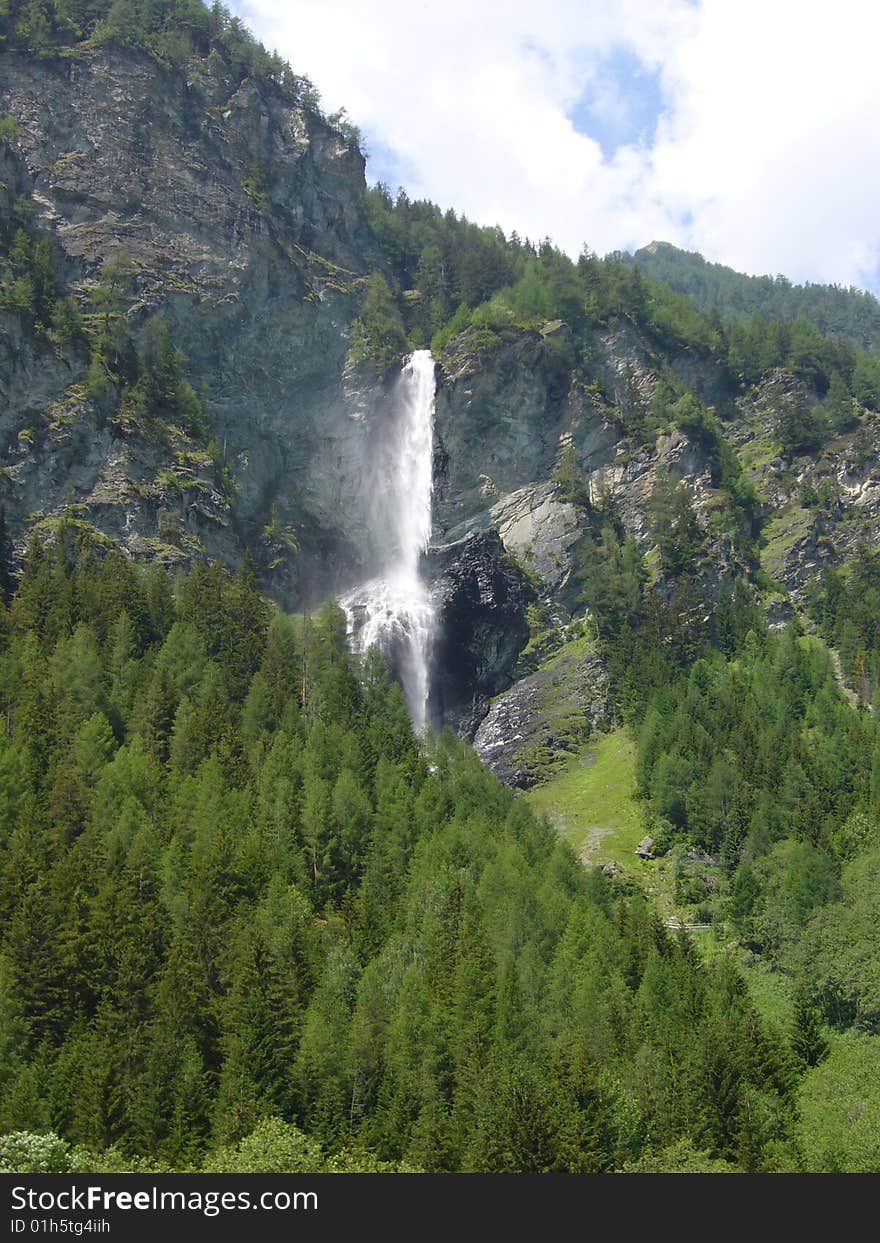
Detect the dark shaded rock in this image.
<box><xmin>425</xmin><ymin>529</ymin><xmax>530</xmax><ymax>732</ymax></box>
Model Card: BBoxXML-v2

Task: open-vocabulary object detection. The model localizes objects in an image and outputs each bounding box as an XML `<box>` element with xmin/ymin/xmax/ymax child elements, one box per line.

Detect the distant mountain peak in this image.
<box><xmin>640</xmin><ymin>240</ymin><xmax>680</xmax><ymax>255</ymax></box>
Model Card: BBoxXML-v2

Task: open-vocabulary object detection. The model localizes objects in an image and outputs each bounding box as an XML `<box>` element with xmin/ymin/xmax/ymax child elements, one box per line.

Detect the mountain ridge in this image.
<box><xmin>627</xmin><ymin>239</ymin><xmax>880</xmax><ymax>354</ymax></box>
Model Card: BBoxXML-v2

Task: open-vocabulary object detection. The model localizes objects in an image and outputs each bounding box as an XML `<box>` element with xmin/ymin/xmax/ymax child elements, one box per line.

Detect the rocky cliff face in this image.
<box><xmin>726</xmin><ymin>369</ymin><xmax>880</xmax><ymax>607</ymax></box>
<box><xmin>1</xmin><ymin>43</ymin><xmax>382</xmax><ymax>602</ymax></box>
<box><xmin>432</xmin><ymin>315</ymin><xmax>736</xmax><ymax>590</ymax></box>
<box><xmin>3</xmin><ymin>37</ymin><xmax>880</xmax><ymax>771</ymax></box>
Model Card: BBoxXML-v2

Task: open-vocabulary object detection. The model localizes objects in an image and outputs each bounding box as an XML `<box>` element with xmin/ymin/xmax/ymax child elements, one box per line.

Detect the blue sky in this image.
<box><xmin>567</xmin><ymin>48</ymin><xmax>665</xmax><ymax>161</ymax></box>
<box><xmin>232</xmin><ymin>0</ymin><xmax>880</xmax><ymax>295</ymax></box>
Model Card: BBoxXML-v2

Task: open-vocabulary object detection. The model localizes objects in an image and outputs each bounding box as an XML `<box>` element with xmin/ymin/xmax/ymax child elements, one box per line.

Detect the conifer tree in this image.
<box><xmin>790</xmin><ymin>993</ymin><xmax>829</xmax><ymax>1068</ymax></box>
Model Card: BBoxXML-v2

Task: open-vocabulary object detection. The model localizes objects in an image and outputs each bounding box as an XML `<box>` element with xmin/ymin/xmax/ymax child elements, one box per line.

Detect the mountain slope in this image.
<box><xmin>629</xmin><ymin>240</ymin><xmax>880</xmax><ymax>354</ymax></box>
<box><xmin>6</xmin><ymin>16</ymin><xmax>880</xmax><ymax>747</ymax></box>
<box><xmin>1</xmin><ymin>0</ymin><xmax>880</xmax><ymax>1178</ymax></box>
<box><xmin>1</xmin><ymin>26</ymin><xmax>376</xmax><ymax>606</ymax></box>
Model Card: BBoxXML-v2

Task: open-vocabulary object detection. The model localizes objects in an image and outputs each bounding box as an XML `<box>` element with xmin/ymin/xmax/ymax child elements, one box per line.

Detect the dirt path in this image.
<box><xmin>544</xmin><ymin>807</ymin><xmax>614</xmax><ymax>864</ymax></box>
<box><xmin>578</xmin><ymin>823</ymin><xmax>615</xmax><ymax>864</ymax></box>
<box><xmin>829</xmin><ymin>646</ymin><xmax>859</xmax><ymax>707</ymax></box>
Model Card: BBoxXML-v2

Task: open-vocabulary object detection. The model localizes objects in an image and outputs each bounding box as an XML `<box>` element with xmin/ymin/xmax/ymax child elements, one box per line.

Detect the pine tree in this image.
<box><xmin>213</xmin><ymin>924</ymin><xmax>297</xmax><ymax>1143</ymax></box>
<box><xmin>138</xmin><ymin>663</ymin><xmax>179</xmax><ymax>763</ymax></box>
<box><xmin>0</xmin><ymin>504</ymin><xmax>12</xmax><ymax>605</ymax></box>
<box><xmin>790</xmin><ymin>993</ymin><xmax>829</xmax><ymax>1068</ymax></box>
<box><xmin>294</xmin><ymin>945</ymin><xmax>360</xmax><ymax>1146</ymax></box>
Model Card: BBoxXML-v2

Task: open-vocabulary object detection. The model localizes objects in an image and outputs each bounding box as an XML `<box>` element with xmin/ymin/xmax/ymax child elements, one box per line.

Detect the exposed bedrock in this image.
<box><xmin>424</xmin><ymin>530</ymin><xmax>531</xmax><ymax>734</ymax></box>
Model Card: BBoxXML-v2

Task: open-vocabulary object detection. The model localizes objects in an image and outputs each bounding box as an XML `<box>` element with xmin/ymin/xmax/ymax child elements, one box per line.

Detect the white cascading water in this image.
<box><xmin>341</xmin><ymin>349</ymin><xmax>436</xmax><ymax>733</ymax></box>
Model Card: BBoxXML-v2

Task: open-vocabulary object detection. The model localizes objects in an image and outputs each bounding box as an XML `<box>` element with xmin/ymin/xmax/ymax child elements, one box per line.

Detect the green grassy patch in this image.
<box><xmin>545</xmin><ymin>629</ymin><xmax>590</xmax><ymax>663</ymax></box>
<box><xmin>759</xmin><ymin>505</ymin><xmax>814</xmax><ymax>581</ymax></box>
<box><xmin>736</xmin><ymin>954</ymin><xmax>795</xmax><ymax>1033</ymax></box>
<box><xmin>524</xmin><ymin>727</ymin><xmax>643</xmax><ymax>867</ymax></box>
<box><xmin>739</xmin><ymin>435</ymin><xmax>779</xmax><ymax>474</ymax></box>
<box><xmin>524</xmin><ymin>728</ymin><xmax>715</xmax><ymax>922</ymax></box>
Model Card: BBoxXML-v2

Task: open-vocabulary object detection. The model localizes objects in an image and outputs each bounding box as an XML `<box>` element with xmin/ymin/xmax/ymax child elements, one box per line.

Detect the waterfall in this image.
<box><xmin>341</xmin><ymin>349</ymin><xmax>436</xmax><ymax>732</ymax></box>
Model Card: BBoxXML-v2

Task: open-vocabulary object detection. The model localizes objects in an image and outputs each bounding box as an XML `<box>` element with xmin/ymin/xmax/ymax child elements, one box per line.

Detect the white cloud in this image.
<box><xmin>234</xmin><ymin>0</ymin><xmax>880</xmax><ymax>291</ymax></box>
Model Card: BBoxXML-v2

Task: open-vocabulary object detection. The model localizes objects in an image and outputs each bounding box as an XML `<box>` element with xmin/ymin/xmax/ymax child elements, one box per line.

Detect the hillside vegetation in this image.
<box><xmin>0</xmin><ymin>532</ymin><xmax>805</xmax><ymax>1172</ymax></box>
<box><xmin>629</xmin><ymin>240</ymin><xmax>880</xmax><ymax>354</ymax></box>
<box><xmin>1</xmin><ymin>0</ymin><xmax>879</xmax><ymax>1176</ymax></box>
